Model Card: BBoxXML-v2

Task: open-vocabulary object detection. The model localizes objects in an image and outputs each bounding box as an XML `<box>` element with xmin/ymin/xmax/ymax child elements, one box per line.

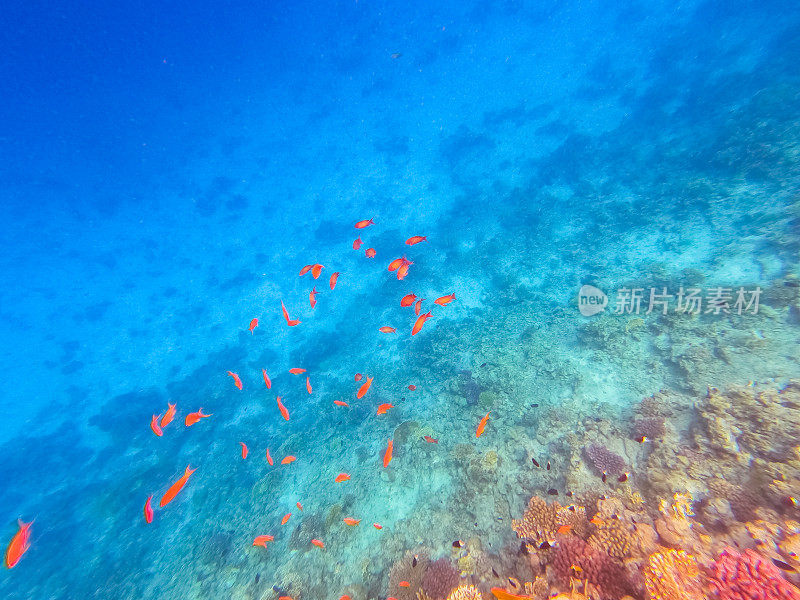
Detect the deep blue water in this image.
<box><xmin>2</xmin><ymin>1</ymin><xmax>800</xmax><ymax>599</ymax></box>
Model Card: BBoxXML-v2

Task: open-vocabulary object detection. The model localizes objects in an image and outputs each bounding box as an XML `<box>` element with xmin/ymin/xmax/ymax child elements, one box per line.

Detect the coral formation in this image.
<box><xmin>643</xmin><ymin>549</ymin><xmax>704</xmax><ymax>600</ymax></box>
<box><xmin>422</xmin><ymin>558</ymin><xmax>461</xmax><ymax>600</ymax></box>
<box><xmin>445</xmin><ymin>585</ymin><xmax>483</xmax><ymax>600</ymax></box>
<box><xmin>584</xmin><ymin>443</ymin><xmax>626</xmax><ymax>475</ymax></box>
<box><xmin>709</xmin><ymin>547</ymin><xmax>800</xmax><ymax>600</ymax></box>
<box><xmin>390</xmin><ymin>549</ymin><xmax>431</xmax><ymax>600</ymax></box>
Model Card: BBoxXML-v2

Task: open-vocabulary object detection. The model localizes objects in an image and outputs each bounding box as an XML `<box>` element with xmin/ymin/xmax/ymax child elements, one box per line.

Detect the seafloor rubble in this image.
<box><xmin>385</xmin><ymin>381</ymin><xmax>800</xmax><ymax>600</ymax></box>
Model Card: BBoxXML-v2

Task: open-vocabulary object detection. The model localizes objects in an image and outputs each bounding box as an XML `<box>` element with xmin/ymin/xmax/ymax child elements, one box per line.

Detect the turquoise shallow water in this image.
<box><xmin>2</xmin><ymin>1</ymin><xmax>800</xmax><ymax>599</ymax></box>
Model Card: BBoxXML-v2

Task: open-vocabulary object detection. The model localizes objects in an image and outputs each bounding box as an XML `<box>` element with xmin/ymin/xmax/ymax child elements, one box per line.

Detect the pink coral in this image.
<box><xmin>422</xmin><ymin>558</ymin><xmax>461</xmax><ymax>600</ymax></box>
<box><xmin>709</xmin><ymin>547</ymin><xmax>800</xmax><ymax>600</ymax></box>
<box><xmin>551</xmin><ymin>535</ymin><xmax>629</xmax><ymax>599</ymax></box>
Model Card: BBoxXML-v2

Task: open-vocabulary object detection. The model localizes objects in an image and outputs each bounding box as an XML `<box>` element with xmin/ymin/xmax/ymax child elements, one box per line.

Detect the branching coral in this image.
<box><xmin>709</xmin><ymin>547</ymin><xmax>800</xmax><ymax>600</ymax></box>
<box><xmin>588</xmin><ymin>516</ymin><xmax>631</xmax><ymax>559</ymax></box>
<box><xmin>422</xmin><ymin>558</ymin><xmax>461</xmax><ymax>600</ymax></box>
<box><xmin>584</xmin><ymin>443</ymin><xmax>626</xmax><ymax>475</ymax></box>
<box><xmin>643</xmin><ymin>549</ymin><xmax>704</xmax><ymax>600</ymax></box>
<box><xmin>512</xmin><ymin>496</ymin><xmax>558</xmax><ymax>543</ymax></box>
<box><xmin>445</xmin><ymin>584</ymin><xmax>483</xmax><ymax>600</ymax></box>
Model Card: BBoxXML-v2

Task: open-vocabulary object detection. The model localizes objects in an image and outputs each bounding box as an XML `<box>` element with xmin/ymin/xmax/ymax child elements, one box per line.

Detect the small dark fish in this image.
<box><xmin>783</xmin><ymin>496</ymin><xmax>798</xmax><ymax>508</ymax></box>
<box><xmin>532</xmin><ymin>457</ymin><xmax>540</xmax><ymax>468</ymax></box>
<box><xmin>565</xmin><ymin>491</ymin><xmax>573</xmax><ymax>498</ymax></box>
<box><xmin>636</xmin><ymin>435</ymin><xmax>648</xmax><ymax>443</ymax></box>
<box><xmin>480</xmin><ymin>362</ymin><xmax>487</xmax><ymax>367</ymax></box>
<box><xmin>772</xmin><ymin>558</ymin><xmax>796</xmax><ymax>572</ymax></box>
<box><xmin>255</xmin><ymin>574</ymin><xmax>260</xmax><ymax>584</ymax></box>
<box><xmin>508</xmin><ymin>577</ymin><xmax>520</xmax><ymax>589</ymax></box>
<box><xmin>568</xmin><ymin>505</ymin><xmax>576</xmax><ymax>512</ymax></box>
<box><xmin>602</xmin><ymin>472</ymin><xmax>607</xmax><ymax>483</ymax></box>
<box><xmin>600</xmin><ymin>495</ymin><xmax>607</xmax><ymax>500</ymax></box>
<box><xmin>538</xmin><ymin>541</ymin><xmax>551</xmax><ymax>550</ymax></box>
<box><xmin>453</xmin><ymin>540</ymin><xmax>463</xmax><ymax>548</ymax></box>
<box><xmin>611</xmin><ymin>514</ymin><xmax>620</xmax><ymax>520</ymax></box>
<box><xmin>530</xmin><ymin>403</ymin><xmax>539</xmax><ymax>408</ymax></box>
<box><xmin>492</xmin><ymin>567</ymin><xmax>499</xmax><ymax>577</ymax></box>
<box><xmin>547</xmin><ymin>488</ymin><xmax>558</xmax><ymax>496</ymax></box>
<box><xmin>546</xmin><ymin>461</ymin><xmax>551</xmax><ymax>471</ymax></box>
<box><xmin>391</xmin><ymin>52</ymin><xmax>402</xmax><ymax>59</ymax></box>
<box><xmin>618</xmin><ymin>473</ymin><xmax>629</xmax><ymax>483</ymax></box>
<box><xmin>412</xmin><ymin>555</ymin><xmax>418</xmax><ymax>567</ymax></box>
<box><xmin>519</xmin><ymin>542</ymin><xmax>529</xmax><ymax>555</ymax></box>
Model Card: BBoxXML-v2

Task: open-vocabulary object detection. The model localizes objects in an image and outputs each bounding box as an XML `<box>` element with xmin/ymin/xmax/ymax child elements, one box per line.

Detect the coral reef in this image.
<box><xmin>390</xmin><ymin>549</ymin><xmax>431</xmax><ymax>600</ymax></box>
<box><xmin>445</xmin><ymin>585</ymin><xmax>483</xmax><ymax>600</ymax></box>
<box><xmin>709</xmin><ymin>547</ymin><xmax>800</xmax><ymax>600</ymax></box>
<box><xmin>422</xmin><ymin>558</ymin><xmax>461</xmax><ymax>600</ymax></box>
<box><xmin>585</xmin><ymin>443</ymin><xmax>626</xmax><ymax>475</ymax></box>
<box><xmin>643</xmin><ymin>549</ymin><xmax>704</xmax><ymax>600</ymax></box>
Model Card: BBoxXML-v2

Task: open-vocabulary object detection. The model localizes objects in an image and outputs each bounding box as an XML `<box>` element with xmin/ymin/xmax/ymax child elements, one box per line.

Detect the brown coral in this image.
<box><xmin>389</xmin><ymin>549</ymin><xmax>431</xmax><ymax>600</ymax></box>
<box><xmin>512</xmin><ymin>496</ymin><xmax>558</xmax><ymax>543</ymax></box>
<box><xmin>445</xmin><ymin>585</ymin><xmax>483</xmax><ymax>600</ymax></box>
<box><xmin>643</xmin><ymin>549</ymin><xmax>704</xmax><ymax>600</ymax></box>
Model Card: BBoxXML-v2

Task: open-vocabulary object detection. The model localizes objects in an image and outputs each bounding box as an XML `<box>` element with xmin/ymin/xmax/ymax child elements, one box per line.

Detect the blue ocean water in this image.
<box><xmin>2</xmin><ymin>1</ymin><xmax>800</xmax><ymax>598</ymax></box>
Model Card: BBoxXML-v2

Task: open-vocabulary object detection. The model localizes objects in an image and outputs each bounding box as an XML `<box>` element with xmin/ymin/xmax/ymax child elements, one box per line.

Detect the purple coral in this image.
<box><xmin>584</xmin><ymin>443</ymin><xmax>626</xmax><ymax>475</ymax></box>
<box><xmin>633</xmin><ymin>417</ymin><xmax>665</xmax><ymax>439</ymax></box>
<box><xmin>552</xmin><ymin>535</ymin><xmax>630</xmax><ymax>599</ymax></box>
<box><xmin>421</xmin><ymin>558</ymin><xmax>460</xmax><ymax>600</ymax></box>
<box><xmin>709</xmin><ymin>547</ymin><xmax>800</xmax><ymax>600</ymax></box>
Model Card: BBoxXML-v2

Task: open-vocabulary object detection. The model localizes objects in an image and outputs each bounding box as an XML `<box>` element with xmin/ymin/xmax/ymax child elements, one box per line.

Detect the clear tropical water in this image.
<box><xmin>2</xmin><ymin>1</ymin><xmax>800</xmax><ymax>599</ymax></box>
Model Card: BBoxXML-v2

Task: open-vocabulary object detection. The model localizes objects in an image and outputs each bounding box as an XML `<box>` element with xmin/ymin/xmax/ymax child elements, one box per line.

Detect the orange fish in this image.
<box><xmin>399</xmin><ymin>581</ymin><xmax>411</xmax><ymax>588</ymax></box>
<box><xmin>266</xmin><ymin>448</ymin><xmax>274</xmax><ymax>466</ymax></box>
<box><xmin>159</xmin><ymin>465</ymin><xmax>196</xmax><ymax>507</ymax></box>
<box><xmin>330</xmin><ymin>271</ymin><xmax>340</xmax><ymax>290</ymax></box>
<box><xmin>377</xmin><ymin>403</ymin><xmax>394</xmax><ymax>415</ymax></box>
<box><xmin>227</xmin><ymin>371</ymin><xmax>243</xmax><ymax>390</ymax></box>
<box><xmin>306</xmin><ymin>376</ymin><xmax>312</xmax><ymax>394</ymax></box>
<box><xmin>281</xmin><ymin>300</ymin><xmax>301</xmax><ymax>327</ymax></box>
<box><xmin>354</xmin><ymin>373</ymin><xmax>363</xmax><ymax>382</ymax></box>
<box><xmin>297</xmin><ymin>502</ymin><xmax>303</xmax><ymax>511</ymax></box>
<box><xmin>335</xmin><ymin>473</ymin><xmax>351</xmax><ymax>483</ymax></box>
<box><xmin>262</xmin><ymin>369</ymin><xmax>272</xmax><ymax>389</ymax></box>
<box><xmin>414</xmin><ymin>299</ymin><xmax>423</xmax><ymax>315</ymax></box>
<box><xmin>387</xmin><ymin>257</ymin><xmax>406</xmax><ymax>272</ymax></box>
<box><xmin>289</xmin><ymin>368</ymin><xmax>306</xmax><ymax>374</ymax></box>
<box><xmin>411</xmin><ymin>311</ymin><xmax>433</xmax><ymax>335</ymax></box>
<box><xmin>423</xmin><ymin>435</ymin><xmax>438</xmax><ymax>443</ymax></box>
<box><xmin>353</xmin><ymin>237</ymin><xmax>363</xmax><ymax>250</ymax></box>
<box><xmin>354</xmin><ymin>218</ymin><xmax>374</xmax><ymax>229</ymax></box>
<box><xmin>434</xmin><ymin>293</ymin><xmax>456</xmax><ymax>306</ymax></box>
<box><xmin>405</xmin><ymin>236</ymin><xmax>427</xmax><ymax>245</ymax></box>
<box><xmin>365</xmin><ymin>248</ymin><xmax>376</xmax><ymax>258</ymax></box>
<box><xmin>299</xmin><ymin>264</ymin><xmax>313</xmax><ymax>276</ymax></box>
<box><xmin>279</xmin><ymin>597</ymin><xmax>294</xmax><ymax>600</ymax></box>
<box><xmin>281</xmin><ymin>513</ymin><xmax>292</xmax><ymax>525</ymax></box>
<box><xmin>491</xmin><ymin>588</ymin><xmax>534</xmax><ymax>600</ymax></box>
<box><xmin>185</xmin><ymin>408</ymin><xmax>212</xmax><ymax>426</ymax></box>
<box><xmin>557</xmin><ymin>524</ymin><xmax>572</xmax><ymax>535</ymax></box>
<box><xmin>143</xmin><ymin>495</ymin><xmax>154</xmax><ymax>524</ymax></box>
<box><xmin>340</xmin><ymin>596</ymin><xmax>352</xmax><ymax>600</ymax></box>
<box><xmin>334</xmin><ymin>400</ymin><xmax>349</xmax><ymax>407</ymax></box>
<box><xmin>309</xmin><ymin>286</ymin><xmax>318</xmax><ymax>308</ymax></box>
<box><xmin>408</xmin><ymin>385</ymin><xmax>417</xmax><ymax>391</ymax></box>
<box><xmin>253</xmin><ymin>535</ymin><xmax>274</xmax><ymax>547</ymax></box>
<box><xmin>397</xmin><ymin>260</ymin><xmax>412</xmax><ymax>280</ymax></box>
<box><xmin>281</xmin><ymin>455</ymin><xmax>296</xmax><ymax>465</ymax></box>
<box><xmin>4</xmin><ymin>519</ymin><xmax>32</xmax><ymax>569</ymax></box>
<box><xmin>343</xmin><ymin>517</ymin><xmax>361</xmax><ymax>526</ymax></box>
<box><xmin>373</xmin><ymin>523</ymin><xmax>383</xmax><ymax>529</ymax></box>
<box><xmin>379</xmin><ymin>326</ymin><xmax>396</xmax><ymax>333</ymax></box>
<box><xmin>160</xmin><ymin>403</ymin><xmax>176</xmax><ymax>428</ymax></box>
<box><xmin>240</xmin><ymin>442</ymin><xmax>248</xmax><ymax>459</ymax></box>
<box><xmin>357</xmin><ymin>377</ymin><xmax>373</xmax><ymax>399</ymax></box>
<box><xmin>311</xmin><ymin>538</ymin><xmax>325</xmax><ymax>548</ymax></box>
<box><xmin>383</xmin><ymin>439</ymin><xmax>393</xmax><ymax>467</ymax></box>
<box><xmin>249</xmin><ymin>318</ymin><xmax>258</xmax><ymax>333</ymax></box>
<box><xmin>400</xmin><ymin>293</ymin><xmax>417</xmax><ymax>307</ymax></box>
<box><xmin>476</xmin><ymin>412</ymin><xmax>491</xmax><ymax>438</ymax></box>
<box><xmin>311</xmin><ymin>264</ymin><xmax>324</xmax><ymax>279</ymax></box>
<box><xmin>151</xmin><ymin>414</ymin><xmax>163</xmax><ymax>437</ymax></box>
<box><xmin>276</xmin><ymin>397</ymin><xmax>290</xmax><ymax>421</ymax></box>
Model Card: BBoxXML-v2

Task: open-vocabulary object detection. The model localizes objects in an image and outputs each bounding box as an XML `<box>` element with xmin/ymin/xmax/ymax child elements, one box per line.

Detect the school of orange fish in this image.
<box><xmin>3</xmin><ymin>219</ymin><xmax>493</xmax><ymax>600</ymax></box>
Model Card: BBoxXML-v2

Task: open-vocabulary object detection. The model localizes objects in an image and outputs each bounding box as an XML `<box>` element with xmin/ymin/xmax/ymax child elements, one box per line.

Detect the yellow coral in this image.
<box><xmin>512</xmin><ymin>496</ymin><xmax>558</xmax><ymax>543</ymax></box>
<box><xmin>446</xmin><ymin>585</ymin><xmax>483</xmax><ymax>600</ymax></box>
<box><xmin>644</xmin><ymin>549</ymin><xmax>703</xmax><ymax>600</ymax></box>
<box><xmin>589</xmin><ymin>517</ymin><xmax>631</xmax><ymax>559</ymax></box>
